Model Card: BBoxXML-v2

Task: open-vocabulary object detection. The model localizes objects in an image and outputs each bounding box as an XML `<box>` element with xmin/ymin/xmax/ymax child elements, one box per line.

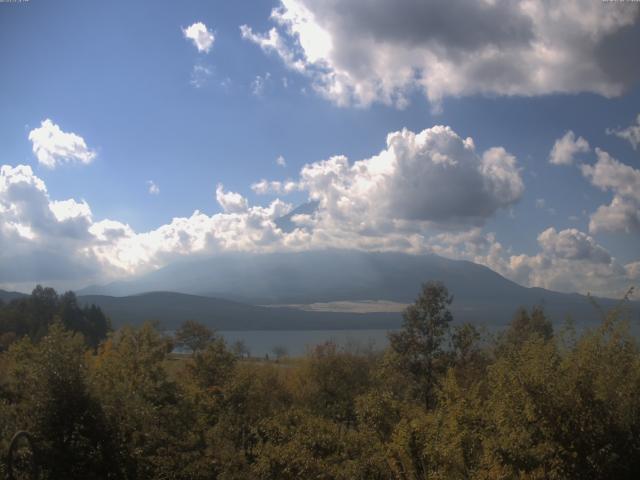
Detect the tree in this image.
<box><xmin>89</xmin><ymin>322</ymin><xmax>189</xmax><ymax>478</ymax></box>
<box><xmin>0</xmin><ymin>287</ymin><xmax>110</xmax><ymax>348</ymax></box>
<box><xmin>388</xmin><ymin>281</ymin><xmax>453</xmax><ymax>408</ymax></box>
<box><xmin>295</xmin><ymin>341</ymin><xmax>372</xmax><ymax>425</ymax></box>
<box><xmin>175</xmin><ymin>320</ymin><xmax>213</xmax><ymax>355</ymax></box>
<box><xmin>187</xmin><ymin>337</ymin><xmax>237</xmax><ymax>390</ymax></box>
<box><xmin>252</xmin><ymin>409</ymin><xmax>390</xmax><ymax>480</ymax></box>
<box><xmin>2</xmin><ymin>322</ymin><xmax>116</xmax><ymax>478</ymax></box>
<box><xmin>58</xmin><ymin>291</ymin><xmax>111</xmax><ymax>348</ymax></box>
<box><xmin>450</xmin><ymin>322</ymin><xmax>487</xmax><ymax>387</ymax></box>
<box><xmin>499</xmin><ymin>305</ymin><xmax>553</xmax><ymax>353</ymax></box>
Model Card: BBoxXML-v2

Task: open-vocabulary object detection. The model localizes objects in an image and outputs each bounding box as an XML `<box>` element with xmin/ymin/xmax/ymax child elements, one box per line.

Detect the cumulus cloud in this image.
<box><xmin>0</xmin><ymin>163</ymin><xmax>297</xmax><ymax>287</ymax></box>
<box><xmin>28</xmin><ymin>119</ymin><xmax>96</xmax><ymax>168</ymax></box>
<box><xmin>241</xmin><ymin>0</ymin><xmax>640</xmax><ymax>108</ymax></box>
<box><xmin>607</xmin><ymin>113</ymin><xmax>640</xmax><ymax>150</ymax></box>
<box><xmin>581</xmin><ymin>148</ymin><xmax>640</xmax><ymax>234</ymax></box>
<box><xmin>0</xmin><ymin>164</ymin><xmax>98</xmax><ymax>288</ymax></box>
<box><xmin>299</xmin><ymin>126</ymin><xmax>523</xmax><ymax>229</ymax></box>
<box><xmin>435</xmin><ymin>225</ymin><xmax>635</xmax><ymax>297</ymax></box>
<box><xmin>3</xmin><ymin>125</ymin><xmax>524</xmax><ymax>289</ymax></box>
<box><xmin>537</xmin><ymin>227</ymin><xmax>611</xmax><ymax>263</ymax></box>
<box><xmin>549</xmin><ymin>130</ymin><xmax>590</xmax><ymax>165</ymax></box>
<box><xmin>183</xmin><ymin>22</ymin><xmax>215</xmax><ymax>53</ymax></box>
<box><xmin>215</xmin><ymin>184</ymin><xmax>249</xmax><ymax>213</ymax></box>
<box><xmin>504</xmin><ymin>228</ymin><xmax>635</xmax><ymax>297</ymax></box>
<box><xmin>3</xmin><ymin>125</ymin><xmax>636</xmax><ymax>297</ymax></box>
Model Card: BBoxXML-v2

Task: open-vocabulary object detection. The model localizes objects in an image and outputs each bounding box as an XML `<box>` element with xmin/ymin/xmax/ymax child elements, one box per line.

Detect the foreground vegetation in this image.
<box><xmin>0</xmin><ymin>282</ymin><xmax>639</xmax><ymax>479</ymax></box>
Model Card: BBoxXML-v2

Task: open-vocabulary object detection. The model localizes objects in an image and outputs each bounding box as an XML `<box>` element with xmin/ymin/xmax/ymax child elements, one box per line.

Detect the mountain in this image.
<box><xmin>78</xmin><ymin>250</ymin><xmax>639</xmax><ymax>327</ymax></box>
<box><xmin>79</xmin><ymin>250</ymin><xmax>522</xmax><ymax>302</ymax></box>
<box><xmin>0</xmin><ymin>289</ymin><xmax>28</xmax><ymax>303</ymax></box>
<box><xmin>77</xmin><ymin>292</ymin><xmax>400</xmax><ymax>331</ymax></box>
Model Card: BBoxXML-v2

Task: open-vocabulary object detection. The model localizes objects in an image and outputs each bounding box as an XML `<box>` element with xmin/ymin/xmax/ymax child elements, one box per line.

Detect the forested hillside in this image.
<box><xmin>0</xmin><ymin>285</ymin><xmax>110</xmax><ymax>350</ymax></box>
<box><xmin>1</xmin><ymin>282</ymin><xmax>639</xmax><ymax>479</ymax></box>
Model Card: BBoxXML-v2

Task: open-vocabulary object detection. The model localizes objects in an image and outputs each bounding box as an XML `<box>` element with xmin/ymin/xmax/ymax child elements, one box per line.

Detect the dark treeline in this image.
<box><xmin>0</xmin><ymin>285</ymin><xmax>111</xmax><ymax>350</ymax></box>
<box><xmin>1</xmin><ymin>282</ymin><xmax>639</xmax><ymax>479</ymax></box>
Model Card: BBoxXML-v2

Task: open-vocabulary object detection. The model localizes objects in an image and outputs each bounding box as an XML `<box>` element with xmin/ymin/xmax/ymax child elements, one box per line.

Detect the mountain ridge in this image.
<box><xmin>74</xmin><ymin>250</ymin><xmax>638</xmax><ymax>328</ymax></box>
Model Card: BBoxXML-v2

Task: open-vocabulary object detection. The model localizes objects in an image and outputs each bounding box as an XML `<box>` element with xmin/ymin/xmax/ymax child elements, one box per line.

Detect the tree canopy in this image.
<box><xmin>1</xmin><ymin>282</ymin><xmax>639</xmax><ymax>479</ymax></box>
<box><xmin>0</xmin><ymin>286</ymin><xmax>110</xmax><ymax>350</ymax></box>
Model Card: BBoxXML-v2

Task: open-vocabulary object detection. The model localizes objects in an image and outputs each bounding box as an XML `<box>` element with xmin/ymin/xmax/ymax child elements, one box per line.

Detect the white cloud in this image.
<box><xmin>251</xmin><ymin>179</ymin><xmax>300</xmax><ymax>195</ymax></box>
<box><xmin>3</xmin><ymin>125</ymin><xmax>636</xmax><ymax>297</ymax></box>
<box><xmin>276</xmin><ymin>155</ymin><xmax>286</xmax><ymax>167</ymax></box>
<box><xmin>436</xmin><ymin>226</ymin><xmax>635</xmax><ymax>297</ymax></box>
<box><xmin>242</xmin><ymin>0</ymin><xmax>640</xmax><ymax>108</ymax></box>
<box><xmin>28</xmin><ymin>119</ymin><xmax>96</xmax><ymax>168</ymax></box>
<box><xmin>581</xmin><ymin>148</ymin><xmax>640</xmax><ymax>234</ymax></box>
<box><xmin>549</xmin><ymin>130</ymin><xmax>590</xmax><ymax>165</ymax></box>
<box><xmin>240</xmin><ymin>25</ymin><xmax>306</xmax><ymax>73</ymax></box>
<box><xmin>215</xmin><ymin>184</ymin><xmax>249</xmax><ymax>213</ymax></box>
<box><xmin>537</xmin><ymin>227</ymin><xmax>611</xmax><ymax>263</ymax></box>
<box><xmin>0</xmin><ymin>163</ymin><xmax>296</xmax><ymax>285</ymax></box>
<box><xmin>183</xmin><ymin>22</ymin><xmax>215</xmax><ymax>53</ymax></box>
<box><xmin>147</xmin><ymin>180</ymin><xmax>160</xmax><ymax>195</ymax></box>
<box><xmin>607</xmin><ymin>113</ymin><xmax>640</xmax><ymax>150</ymax></box>
<box><xmin>0</xmin><ymin>164</ymin><xmax>98</xmax><ymax>287</ymax></box>
<box><xmin>4</xmin><ymin>125</ymin><xmax>523</xmax><ymax>289</ymax></box>
<box><xmin>298</xmin><ymin>126</ymin><xmax>523</xmax><ymax>229</ymax></box>
<box><xmin>503</xmin><ymin>228</ymin><xmax>634</xmax><ymax>297</ymax></box>
<box><xmin>49</xmin><ymin>199</ymin><xmax>92</xmax><ymax>222</ymax></box>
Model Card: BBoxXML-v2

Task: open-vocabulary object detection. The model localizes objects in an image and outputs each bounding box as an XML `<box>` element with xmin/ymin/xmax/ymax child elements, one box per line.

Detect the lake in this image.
<box><xmin>217</xmin><ymin>329</ymin><xmax>395</xmax><ymax>357</ymax></box>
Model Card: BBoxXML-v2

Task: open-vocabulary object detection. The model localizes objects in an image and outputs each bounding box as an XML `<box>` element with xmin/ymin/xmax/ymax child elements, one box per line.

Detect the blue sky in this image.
<box><xmin>1</xmin><ymin>0</ymin><xmax>639</xmax><ymax>297</ymax></box>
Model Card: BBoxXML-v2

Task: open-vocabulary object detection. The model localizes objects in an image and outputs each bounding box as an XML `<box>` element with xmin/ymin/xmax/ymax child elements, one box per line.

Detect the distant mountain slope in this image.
<box><xmin>77</xmin><ymin>292</ymin><xmax>401</xmax><ymax>331</ymax></box>
<box><xmin>79</xmin><ymin>250</ymin><xmax>526</xmax><ymax>303</ymax></box>
<box><xmin>0</xmin><ymin>289</ymin><xmax>28</xmax><ymax>303</ymax></box>
<box><xmin>76</xmin><ymin>290</ymin><xmax>638</xmax><ymax>332</ymax></box>
<box><xmin>78</xmin><ymin>250</ymin><xmax>639</xmax><ymax>327</ymax></box>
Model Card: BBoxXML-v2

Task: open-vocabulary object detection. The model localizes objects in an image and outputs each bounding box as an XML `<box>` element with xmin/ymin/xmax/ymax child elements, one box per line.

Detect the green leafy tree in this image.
<box><xmin>208</xmin><ymin>363</ymin><xmax>293</xmax><ymax>478</ymax></box>
<box><xmin>0</xmin><ymin>286</ymin><xmax>110</xmax><ymax>348</ymax></box>
<box><xmin>175</xmin><ymin>320</ymin><xmax>213</xmax><ymax>354</ymax></box>
<box><xmin>89</xmin><ymin>322</ymin><xmax>194</xmax><ymax>478</ymax></box>
<box><xmin>295</xmin><ymin>341</ymin><xmax>372</xmax><ymax>425</ymax></box>
<box><xmin>388</xmin><ymin>281</ymin><xmax>453</xmax><ymax>407</ymax></box>
<box><xmin>252</xmin><ymin>409</ymin><xmax>390</xmax><ymax>480</ymax></box>
<box><xmin>186</xmin><ymin>336</ymin><xmax>237</xmax><ymax>390</ymax></box>
<box><xmin>2</xmin><ymin>322</ymin><xmax>116</xmax><ymax>479</ymax></box>
<box><xmin>58</xmin><ymin>291</ymin><xmax>111</xmax><ymax>348</ymax></box>
<box><xmin>500</xmin><ymin>305</ymin><xmax>553</xmax><ymax>350</ymax></box>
